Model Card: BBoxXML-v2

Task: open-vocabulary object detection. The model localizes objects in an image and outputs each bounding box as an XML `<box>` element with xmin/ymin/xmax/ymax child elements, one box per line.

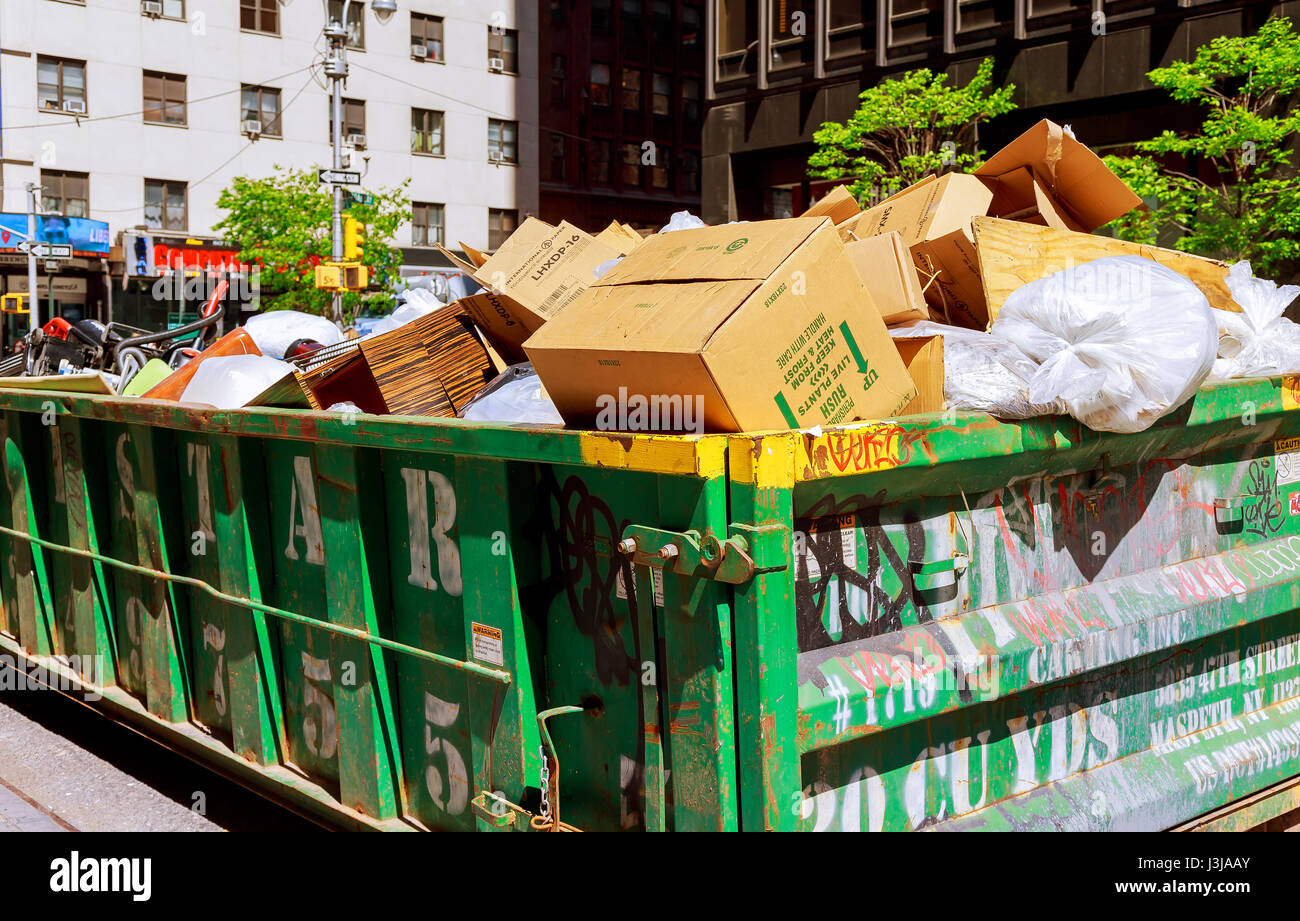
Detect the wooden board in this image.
<box><xmin>0</xmin><ymin>372</ymin><xmax>116</xmax><ymax>395</ymax></box>
<box><xmin>972</xmin><ymin>216</ymin><xmax>1235</xmax><ymax>323</ymax></box>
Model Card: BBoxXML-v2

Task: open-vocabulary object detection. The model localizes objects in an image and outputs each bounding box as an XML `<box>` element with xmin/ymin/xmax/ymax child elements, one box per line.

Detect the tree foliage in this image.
<box><xmin>808</xmin><ymin>58</ymin><xmax>1017</xmax><ymax>204</ymax></box>
<box><xmin>214</xmin><ymin>165</ymin><xmax>410</xmax><ymax>320</ymax></box>
<box><xmin>1104</xmin><ymin>16</ymin><xmax>1300</xmax><ymax>274</ymax></box>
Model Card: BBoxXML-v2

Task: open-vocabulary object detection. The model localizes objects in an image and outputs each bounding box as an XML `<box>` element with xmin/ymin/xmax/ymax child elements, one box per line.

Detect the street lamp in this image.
<box><xmin>323</xmin><ymin>1</ymin><xmax>397</xmax><ymax>323</ymax></box>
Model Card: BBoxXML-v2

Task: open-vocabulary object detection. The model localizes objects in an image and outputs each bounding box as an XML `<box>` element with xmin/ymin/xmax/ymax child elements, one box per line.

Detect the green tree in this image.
<box><xmin>214</xmin><ymin>165</ymin><xmax>411</xmax><ymax>322</ymax></box>
<box><xmin>1104</xmin><ymin>16</ymin><xmax>1300</xmax><ymax>274</ymax></box>
<box><xmin>808</xmin><ymin>58</ymin><xmax>1017</xmax><ymax>204</ymax></box>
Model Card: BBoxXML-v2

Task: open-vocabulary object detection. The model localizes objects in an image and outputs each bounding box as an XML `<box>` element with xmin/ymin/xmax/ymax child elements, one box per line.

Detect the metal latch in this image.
<box><xmin>1214</xmin><ymin>495</ymin><xmax>1258</xmax><ymax>525</ymax></box>
<box><xmin>618</xmin><ymin>524</ymin><xmax>789</xmax><ymax>585</ymax></box>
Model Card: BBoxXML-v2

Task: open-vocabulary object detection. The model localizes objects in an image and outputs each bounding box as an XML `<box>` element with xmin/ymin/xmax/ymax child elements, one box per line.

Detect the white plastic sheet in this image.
<box><xmin>991</xmin><ymin>256</ymin><xmax>1218</xmax><ymax>433</ymax></box>
<box><xmin>243</xmin><ymin>310</ymin><xmax>343</xmax><ymax>359</ymax></box>
<box><xmin>658</xmin><ymin>211</ymin><xmax>707</xmax><ymax>233</ymax></box>
<box><xmin>460</xmin><ymin>365</ymin><xmax>563</xmax><ymax>425</ymax></box>
<box><xmin>180</xmin><ymin>355</ymin><xmax>294</xmax><ymax>409</ymax></box>
<box><xmin>1207</xmin><ymin>261</ymin><xmax>1300</xmax><ymax>382</ymax></box>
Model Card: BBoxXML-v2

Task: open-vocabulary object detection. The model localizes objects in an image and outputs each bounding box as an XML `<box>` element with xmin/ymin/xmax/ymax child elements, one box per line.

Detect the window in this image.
<box><xmin>37</xmin><ymin>57</ymin><xmax>86</xmax><ymax>112</ymax></box>
<box><xmin>621</xmin><ymin>142</ymin><xmax>642</xmax><ymax>186</ymax></box>
<box><xmin>717</xmin><ymin>0</ymin><xmax>757</xmax><ymax>79</ymax></box>
<box><xmin>487</xmin><ymin>119</ymin><xmax>518</xmax><ymax>164</ymax></box>
<box><xmin>622</xmin><ymin>69</ymin><xmax>642</xmax><ymax>111</ymax></box>
<box><xmin>592</xmin><ymin>140</ymin><xmax>612</xmax><ymax>183</ymax></box>
<box><xmin>487</xmin><ymin>27</ymin><xmax>519</xmax><ymax>73</ymax></box>
<box><xmin>770</xmin><ymin>1</ymin><xmax>814</xmax><ymax>69</ymax></box>
<box><xmin>240</xmin><ymin>0</ymin><xmax>279</xmax><ymax>35</ymax></box>
<box><xmin>593</xmin><ymin>0</ymin><xmax>613</xmax><ymax>33</ymax></box>
<box><xmin>143</xmin><ymin>71</ymin><xmax>186</xmax><ymax>126</ymax></box>
<box><xmin>956</xmin><ymin>0</ymin><xmax>1014</xmax><ymax>33</ymax></box>
<box><xmin>622</xmin><ymin>0</ymin><xmax>644</xmax><ymax>46</ymax></box>
<box><xmin>886</xmin><ymin>0</ymin><xmax>943</xmax><ymax>47</ymax></box>
<box><xmin>488</xmin><ymin>209</ymin><xmax>518</xmax><ymax>249</ymax></box>
<box><xmin>682</xmin><ymin>77</ymin><xmax>700</xmax><ymax>121</ymax></box>
<box><xmin>682</xmin><ymin>151</ymin><xmax>700</xmax><ymax>193</ymax></box>
<box><xmin>682</xmin><ymin>3</ymin><xmax>702</xmax><ymax>47</ymax></box>
<box><xmin>652</xmin><ymin>145</ymin><xmax>670</xmax><ymax>189</ymax></box>
<box><xmin>652</xmin><ymin>0</ymin><xmax>673</xmax><ymax>45</ymax></box>
<box><xmin>551</xmin><ymin>54</ymin><xmax>567</xmax><ymax>105</ymax></box>
<box><xmin>329</xmin><ymin>98</ymin><xmax>366</xmax><ymax>140</ymax></box>
<box><xmin>144</xmin><ymin>179</ymin><xmax>186</xmax><ymax>231</ymax></box>
<box><xmin>327</xmin><ymin>0</ymin><xmax>364</xmax><ymax>48</ymax></box>
<box><xmin>42</xmin><ymin>170</ymin><xmax>89</xmax><ymax>219</ymax></box>
<box><xmin>652</xmin><ymin>73</ymin><xmax>671</xmax><ymax>115</ymax></box>
<box><xmin>550</xmin><ymin>0</ymin><xmax>566</xmax><ymax>25</ymax></box>
<box><xmin>241</xmin><ymin>85</ymin><xmax>281</xmax><ymax>136</ymax></box>
<box><xmin>827</xmin><ymin>1</ymin><xmax>877</xmax><ymax>58</ymax></box>
<box><xmin>411</xmin><ymin>13</ymin><xmax>445</xmax><ymax>61</ymax></box>
<box><xmin>550</xmin><ymin>133</ymin><xmax>567</xmax><ymax>181</ymax></box>
<box><xmin>412</xmin><ymin>108</ymin><xmax>445</xmax><ymax>155</ymax></box>
<box><xmin>412</xmin><ymin>202</ymin><xmax>445</xmax><ymax>246</ymax></box>
<box><xmin>764</xmin><ymin>187</ymin><xmax>795</xmax><ymax>218</ymax></box>
<box><xmin>156</xmin><ymin>0</ymin><xmax>184</xmax><ymax>18</ymax></box>
<box><xmin>590</xmin><ymin>63</ymin><xmax>611</xmax><ymax>106</ymax></box>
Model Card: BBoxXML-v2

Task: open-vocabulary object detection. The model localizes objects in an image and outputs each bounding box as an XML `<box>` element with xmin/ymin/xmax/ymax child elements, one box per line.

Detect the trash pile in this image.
<box><xmin>4</xmin><ymin>118</ymin><xmax>1297</xmax><ymax>436</ymax></box>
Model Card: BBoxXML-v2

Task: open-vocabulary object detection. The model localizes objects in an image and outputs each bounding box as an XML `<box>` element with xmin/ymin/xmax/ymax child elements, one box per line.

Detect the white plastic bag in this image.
<box><xmin>991</xmin><ymin>256</ymin><xmax>1218</xmax><ymax>433</ymax></box>
<box><xmin>1207</xmin><ymin>261</ymin><xmax>1300</xmax><ymax>381</ymax></box>
<box><xmin>658</xmin><ymin>211</ymin><xmax>707</xmax><ymax>233</ymax></box>
<box><xmin>461</xmin><ymin>364</ymin><xmax>563</xmax><ymax>426</ymax></box>
<box><xmin>180</xmin><ymin>355</ymin><xmax>294</xmax><ymax>409</ymax></box>
<box><xmin>891</xmin><ymin>322</ymin><xmax>1063</xmax><ymax>419</ymax></box>
<box><xmin>244</xmin><ymin>310</ymin><xmax>343</xmax><ymax>359</ymax></box>
<box><xmin>369</xmin><ymin>296</ymin><xmax>442</xmax><ymax>336</ymax></box>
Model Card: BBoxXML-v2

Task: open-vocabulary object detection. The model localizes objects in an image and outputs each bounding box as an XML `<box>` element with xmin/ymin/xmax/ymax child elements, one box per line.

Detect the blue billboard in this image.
<box><xmin>0</xmin><ymin>213</ymin><xmax>111</xmax><ymax>256</ymax></box>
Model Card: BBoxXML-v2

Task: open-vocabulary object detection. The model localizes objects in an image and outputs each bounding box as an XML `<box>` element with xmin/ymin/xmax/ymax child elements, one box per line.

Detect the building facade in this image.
<box><xmin>0</xmin><ymin>0</ymin><xmax>539</xmax><ymax>328</ymax></box>
<box><xmin>701</xmin><ymin>0</ymin><xmax>1297</xmax><ymax>223</ymax></box>
<box><xmin>538</xmin><ymin>0</ymin><xmax>705</xmax><ymax>231</ymax></box>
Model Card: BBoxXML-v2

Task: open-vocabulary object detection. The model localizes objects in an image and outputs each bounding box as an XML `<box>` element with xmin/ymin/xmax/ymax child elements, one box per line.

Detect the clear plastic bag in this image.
<box><xmin>179</xmin><ymin>355</ymin><xmax>294</xmax><ymax>409</ymax></box>
<box><xmin>891</xmin><ymin>321</ymin><xmax>1063</xmax><ymax>419</ymax></box>
<box><xmin>658</xmin><ymin>211</ymin><xmax>707</xmax><ymax>233</ymax></box>
<box><xmin>1207</xmin><ymin>261</ymin><xmax>1300</xmax><ymax>382</ymax></box>
<box><xmin>990</xmin><ymin>256</ymin><xmax>1218</xmax><ymax>433</ymax></box>
<box><xmin>460</xmin><ymin>363</ymin><xmax>563</xmax><ymax>425</ymax></box>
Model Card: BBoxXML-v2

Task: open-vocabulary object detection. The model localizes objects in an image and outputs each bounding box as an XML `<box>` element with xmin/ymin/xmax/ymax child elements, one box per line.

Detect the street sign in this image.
<box><xmin>343</xmin><ymin>190</ymin><xmax>375</xmax><ymax>207</ymax></box>
<box><xmin>16</xmin><ymin>241</ymin><xmax>73</xmax><ymax>259</ymax></box>
<box><xmin>318</xmin><ymin>168</ymin><xmax>361</xmax><ymax>186</ymax></box>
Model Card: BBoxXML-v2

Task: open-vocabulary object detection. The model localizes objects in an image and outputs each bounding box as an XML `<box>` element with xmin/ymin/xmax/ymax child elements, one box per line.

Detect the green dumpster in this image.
<box><xmin>0</xmin><ymin>375</ymin><xmax>1297</xmax><ymax>831</ymax></box>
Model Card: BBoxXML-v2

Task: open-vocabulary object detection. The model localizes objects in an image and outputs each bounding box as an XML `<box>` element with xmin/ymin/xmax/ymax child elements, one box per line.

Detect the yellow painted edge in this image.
<box><xmin>1283</xmin><ymin>375</ymin><xmax>1300</xmax><ymax>412</ymax></box>
<box><xmin>577</xmin><ymin>431</ymin><xmax>727</xmax><ymax>478</ymax></box>
<box><xmin>728</xmin><ymin>432</ymin><xmax>796</xmax><ymax>488</ymax></box>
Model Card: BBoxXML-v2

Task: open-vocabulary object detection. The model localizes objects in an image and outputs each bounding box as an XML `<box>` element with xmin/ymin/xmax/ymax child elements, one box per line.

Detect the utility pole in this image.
<box><xmin>325</xmin><ymin>11</ymin><xmax>348</xmax><ymax>326</ymax></box>
<box><xmin>26</xmin><ymin>181</ymin><xmax>39</xmax><ymax>331</ymax></box>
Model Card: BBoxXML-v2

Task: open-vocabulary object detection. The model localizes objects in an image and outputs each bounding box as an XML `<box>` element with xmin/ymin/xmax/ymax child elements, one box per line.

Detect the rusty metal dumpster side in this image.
<box><xmin>0</xmin><ymin>391</ymin><xmax>738</xmax><ymax>831</ymax></box>
<box><xmin>731</xmin><ymin>376</ymin><xmax>1300</xmax><ymax>831</ymax></box>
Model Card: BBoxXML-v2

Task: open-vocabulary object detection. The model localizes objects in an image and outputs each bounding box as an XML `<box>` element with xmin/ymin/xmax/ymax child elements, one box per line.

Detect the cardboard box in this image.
<box><xmin>894</xmin><ymin>335</ymin><xmax>945</xmax><ymax>416</ymax></box>
<box><xmin>844</xmin><ymin>231</ymin><xmax>930</xmax><ymax>326</ymax></box>
<box><xmin>524</xmin><ymin>217</ymin><xmax>917</xmax><ymax>433</ymax></box>
<box><xmin>974</xmin><ymin>119</ymin><xmax>1141</xmax><ymax>232</ymax></box>
<box><xmin>800</xmin><ymin>184</ymin><xmax>861</xmax><ymax>225</ymax></box>
<box><xmin>440</xmin><ymin>218</ymin><xmax>621</xmax><ymax>363</ymax></box>
<box><xmin>594</xmin><ymin>221</ymin><xmax>645</xmax><ymax>256</ymax></box>
<box><xmin>297</xmin><ymin>305</ymin><xmax>500</xmax><ymax>417</ymax></box>
<box><xmin>841</xmin><ymin>173</ymin><xmax>993</xmax><ymax>329</ymax></box>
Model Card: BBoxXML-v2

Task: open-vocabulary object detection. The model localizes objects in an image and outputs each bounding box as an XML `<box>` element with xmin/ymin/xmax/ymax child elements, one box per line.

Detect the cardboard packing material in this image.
<box><xmin>524</xmin><ymin>217</ymin><xmax>917</xmax><ymax>433</ymax></box>
<box><xmin>297</xmin><ymin>305</ymin><xmax>500</xmax><ymax>417</ymax></box>
<box><xmin>844</xmin><ymin>231</ymin><xmax>930</xmax><ymax>326</ymax></box>
<box><xmin>438</xmin><ymin>218</ymin><xmax>621</xmax><ymax>363</ymax></box>
<box><xmin>893</xmin><ymin>335</ymin><xmax>945</xmax><ymax>416</ymax></box>
<box><xmin>594</xmin><ymin>221</ymin><xmax>645</xmax><ymax>256</ymax></box>
<box><xmin>800</xmin><ymin>184</ymin><xmax>862</xmax><ymax>225</ymax></box>
<box><xmin>837</xmin><ymin>119</ymin><xmax>1141</xmax><ymax>329</ymax></box>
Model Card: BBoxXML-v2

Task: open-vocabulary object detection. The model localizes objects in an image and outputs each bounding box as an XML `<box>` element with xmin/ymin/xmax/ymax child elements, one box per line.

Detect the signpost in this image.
<box><xmin>318</xmin><ymin>168</ymin><xmax>361</xmax><ymax>186</ymax></box>
<box><xmin>16</xmin><ymin>241</ymin><xmax>73</xmax><ymax>259</ymax></box>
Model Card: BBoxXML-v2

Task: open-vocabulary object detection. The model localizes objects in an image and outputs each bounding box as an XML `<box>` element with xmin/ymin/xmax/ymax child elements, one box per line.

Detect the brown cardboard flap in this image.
<box><xmin>974</xmin><ymin>119</ymin><xmax>1141</xmax><ymax>231</ymax></box>
<box><xmin>434</xmin><ymin>243</ymin><xmax>480</xmax><ymax>276</ymax></box>
<box><xmin>800</xmin><ymin>185</ymin><xmax>861</xmax><ymax>224</ymax></box>
<box><xmin>596</xmin><ymin>217</ymin><xmax>828</xmax><ymax>285</ymax></box>
<box><xmin>895</xmin><ymin>336</ymin><xmax>945</xmax><ymax>416</ymax></box>
<box><xmin>458</xmin><ymin>241</ymin><xmax>490</xmax><ymax>268</ymax></box>
<box><xmin>844</xmin><ymin>232</ymin><xmax>930</xmax><ymax>326</ymax></box>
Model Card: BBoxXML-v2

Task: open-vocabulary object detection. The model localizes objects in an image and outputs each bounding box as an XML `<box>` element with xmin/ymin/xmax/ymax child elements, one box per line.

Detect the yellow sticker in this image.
<box><xmin>1276</xmin><ymin>437</ymin><xmax>1300</xmax><ymax>454</ymax></box>
<box><xmin>1283</xmin><ymin>375</ymin><xmax>1300</xmax><ymax>411</ymax></box>
<box><xmin>470</xmin><ymin>622</ymin><xmax>504</xmax><ymax>667</ymax></box>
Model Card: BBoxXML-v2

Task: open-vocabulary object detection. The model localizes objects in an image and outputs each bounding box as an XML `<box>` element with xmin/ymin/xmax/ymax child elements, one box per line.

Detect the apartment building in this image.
<box><xmin>538</xmin><ymin>0</ymin><xmax>705</xmax><ymax>231</ymax></box>
<box><xmin>0</xmin><ymin>0</ymin><xmax>538</xmax><ymax>326</ymax></box>
<box><xmin>701</xmin><ymin>0</ymin><xmax>1297</xmax><ymax>223</ymax></box>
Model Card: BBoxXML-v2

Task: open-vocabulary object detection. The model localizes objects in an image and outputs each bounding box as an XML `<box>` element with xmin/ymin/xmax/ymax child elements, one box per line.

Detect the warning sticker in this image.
<box><xmin>471</xmin><ymin>622</ymin><xmax>504</xmax><ymax>666</ymax></box>
<box><xmin>1291</xmin><ymin>493</ymin><xmax>1300</xmax><ymax>516</ymax></box>
<box><xmin>801</xmin><ymin>514</ymin><xmax>858</xmax><ymax>580</ymax></box>
<box><xmin>615</xmin><ymin>567</ymin><xmax>664</xmax><ymax>606</ymax></box>
<box><xmin>1277</xmin><ymin>439</ymin><xmax>1300</xmax><ymax>486</ymax></box>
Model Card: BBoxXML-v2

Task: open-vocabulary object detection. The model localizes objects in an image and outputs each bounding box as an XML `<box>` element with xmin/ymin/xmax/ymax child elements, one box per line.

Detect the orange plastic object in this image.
<box><xmin>140</xmin><ymin>328</ymin><xmax>261</xmax><ymax>402</ymax></box>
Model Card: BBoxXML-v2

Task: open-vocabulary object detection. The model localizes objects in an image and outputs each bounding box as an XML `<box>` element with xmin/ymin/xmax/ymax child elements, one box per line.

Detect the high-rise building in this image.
<box><xmin>538</xmin><ymin>0</ymin><xmax>705</xmax><ymax>231</ymax></box>
<box><xmin>0</xmin><ymin>0</ymin><xmax>539</xmax><ymax>328</ymax></box>
<box><xmin>702</xmin><ymin>0</ymin><xmax>1293</xmax><ymax>223</ymax></box>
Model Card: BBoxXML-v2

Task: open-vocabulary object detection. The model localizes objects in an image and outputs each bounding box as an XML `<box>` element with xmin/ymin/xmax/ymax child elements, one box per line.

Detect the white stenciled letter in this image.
<box><xmin>401</xmin><ymin>468</ymin><xmax>462</xmax><ymax>596</ymax></box>
<box><xmin>284</xmin><ymin>456</ymin><xmax>324</xmax><ymax>565</ymax></box>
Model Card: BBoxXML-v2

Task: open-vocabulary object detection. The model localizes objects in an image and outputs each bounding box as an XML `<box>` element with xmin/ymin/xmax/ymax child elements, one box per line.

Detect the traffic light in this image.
<box><xmin>343</xmin><ymin>216</ymin><xmax>365</xmax><ymax>261</ymax></box>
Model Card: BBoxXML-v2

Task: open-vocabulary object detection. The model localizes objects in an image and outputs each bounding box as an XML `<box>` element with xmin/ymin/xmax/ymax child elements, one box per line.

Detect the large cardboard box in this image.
<box><xmin>837</xmin><ymin>120</ymin><xmax>1141</xmax><ymax>329</ymax></box>
<box><xmin>524</xmin><ymin>217</ymin><xmax>917</xmax><ymax>433</ymax></box>
<box><xmin>800</xmin><ymin>184</ymin><xmax>862</xmax><ymax>225</ymax></box>
<box><xmin>844</xmin><ymin>231</ymin><xmax>930</xmax><ymax>326</ymax></box>
<box><xmin>440</xmin><ymin>218</ymin><xmax>621</xmax><ymax>363</ymax></box>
